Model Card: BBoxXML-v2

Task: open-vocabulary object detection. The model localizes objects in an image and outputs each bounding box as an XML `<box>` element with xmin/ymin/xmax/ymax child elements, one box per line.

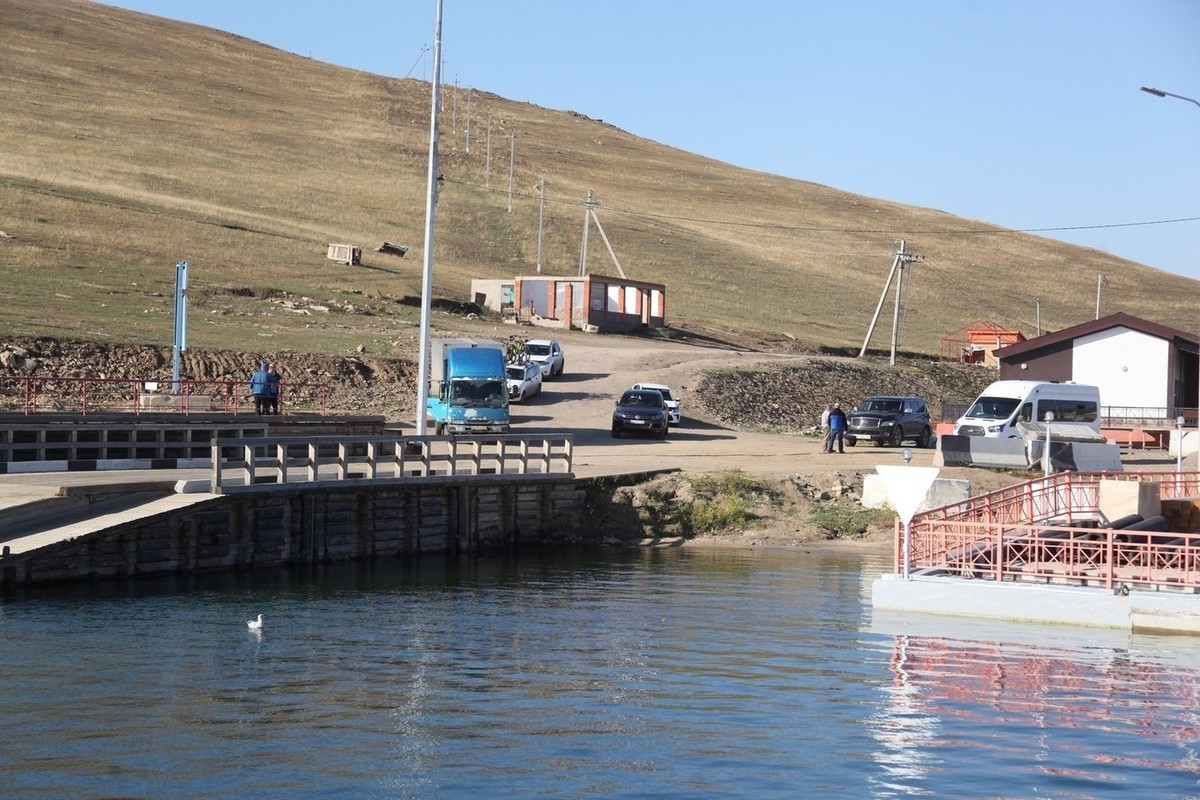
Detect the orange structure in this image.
<box><xmin>941</xmin><ymin>320</ymin><xmax>1025</xmax><ymax>365</ymax></box>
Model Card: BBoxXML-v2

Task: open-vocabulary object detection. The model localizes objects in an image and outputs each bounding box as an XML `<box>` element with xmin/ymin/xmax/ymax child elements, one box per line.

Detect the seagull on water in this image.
<box><xmin>247</xmin><ymin>613</ymin><xmax>264</xmax><ymax>630</ymax></box>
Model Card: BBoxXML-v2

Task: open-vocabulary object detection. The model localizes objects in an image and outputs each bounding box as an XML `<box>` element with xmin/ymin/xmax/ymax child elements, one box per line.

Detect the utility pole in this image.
<box><xmin>576</xmin><ymin>191</ymin><xmax>626</xmax><ymax>279</ymax></box>
<box><xmin>1095</xmin><ymin>274</ymin><xmax>1108</xmax><ymax>319</ymax></box>
<box><xmin>507</xmin><ymin>130</ymin><xmax>516</xmax><ymax>213</ymax></box>
<box><xmin>579</xmin><ymin>189</ymin><xmax>598</xmax><ymax>276</ymax></box>
<box><xmin>1036</xmin><ymin>298</ymin><xmax>1042</xmax><ymax>337</ymax></box>
<box><xmin>859</xmin><ymin>240</ymin><xmax>921</xmax><ymax>364</ymax></box>
<box><xmin>485</xmin><ymin>115</ymin><xmax>492</xmax><ymax>189</ymax></box>
<box><xmin>465</xmin><ymin>91</ymin><xmax>472</xmax><ymax>153</ymax></box>
<box><xmin>535</xmin><ymin>179</ymin><xmax>546</xmax><ymax>274</ymax></box>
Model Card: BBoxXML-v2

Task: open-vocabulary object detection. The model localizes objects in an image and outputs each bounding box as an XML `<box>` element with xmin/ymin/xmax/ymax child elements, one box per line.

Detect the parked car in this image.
<box><xmin>525</xmin><ymin>339</ymin><xmax>565</xmax><ymax>378</ymax></box>
<box><xmin>611</xmin><ymin>389</ymin><xmax>669</xmax><ymax>439</ymax></box>
<box><xmin>506</xmin><ymin>361</ymin><xmax>542</xmax><ymax>403</ymax></box>
<box><xmin>632</xmin><ymin>382</ymin><xmax>681</xmax><ymax>425</ymax></box>
<box><xmin>846</xmin><ymin>395</ymin><xmax>933</xmax><ymax>448</ymax></box>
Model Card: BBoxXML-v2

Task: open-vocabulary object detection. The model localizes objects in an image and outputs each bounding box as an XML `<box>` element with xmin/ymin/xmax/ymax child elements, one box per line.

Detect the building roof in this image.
<box><xmin>994</xmin><ymin>312</ymin><xmax>1199</xmax><ymax>359</ymax></box>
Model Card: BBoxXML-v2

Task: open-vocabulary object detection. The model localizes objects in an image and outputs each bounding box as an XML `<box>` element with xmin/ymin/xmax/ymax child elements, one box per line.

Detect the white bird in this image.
<box><xmin>247</xmin><ymin>613</ymin><xmax>264</xmax><ymax>630</ymax></box>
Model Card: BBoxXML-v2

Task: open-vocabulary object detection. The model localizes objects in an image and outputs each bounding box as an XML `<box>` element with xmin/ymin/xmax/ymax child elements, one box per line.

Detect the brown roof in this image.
<box><xmin>994</xmin><ymin>312</ymin><xmax>1199</xmax><ymax>359</ymax></box>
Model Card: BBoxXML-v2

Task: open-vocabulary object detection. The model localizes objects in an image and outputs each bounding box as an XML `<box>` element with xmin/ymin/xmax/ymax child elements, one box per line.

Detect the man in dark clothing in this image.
<box><xmin>828</xmin><ymin>402</ymin><xmax>848</xmax><ymax>453</ymax></box>
<box><xmin>265</xmin><ymin>362</ymin><xmax>281</xmax><ymax>415</ymax></box>
<box><xmin>250</xmin><ymin>361</ymin><xmax>271</xmax><ymax>415</ymax></box>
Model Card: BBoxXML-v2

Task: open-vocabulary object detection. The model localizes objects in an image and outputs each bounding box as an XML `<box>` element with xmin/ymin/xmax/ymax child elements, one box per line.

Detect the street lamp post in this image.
<box><xmin>1141</xmin><ymin>85</ymin><xmax>1200</xmax><ymax>462</ymax></box>
<box><xmin>1178</xmin><ymin>416</ymin><xmax>1186</xmax><ymax>474</ymax></box>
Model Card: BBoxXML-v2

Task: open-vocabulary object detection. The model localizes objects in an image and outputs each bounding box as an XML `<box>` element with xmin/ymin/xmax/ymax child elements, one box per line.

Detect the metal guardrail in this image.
<box><xmin>211</xmin><ymin>433</ymin><xmax>575</xmax><ymax>493</ymax></box>
<box><xmin>896</xmin><ymin>471</ymin><xmax>1200</xmax><ymax>591</ymax></box>
<box><xmin>0</xmin><ymin>376</ymin><xmax>332</xmax><ymax>416</ymax></box>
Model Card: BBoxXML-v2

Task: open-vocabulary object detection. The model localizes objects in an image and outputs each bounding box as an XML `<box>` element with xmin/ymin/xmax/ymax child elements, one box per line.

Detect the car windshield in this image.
<box><xmin>621</xmin><ymin>391</ymin><xmax>660</xmax><ymax>407</ymax></box>
<box><xmin>525</xmin><ymin>343</ymin><xmax>551</xmax><ymax>356</ymax></box>
<box><xmin>506</xmin><ymin>366</ymin><xmax>526</xmax><ymax>380</ymax></box>
<box><xmin>860</xmin><ymin>399</ymin><xmax>903</xmax><ymax>413</ymax></box>
<box><xmin>964</xmin><ymin>396</ymin><xmax>1020</xmax><ymax>420</ymax></box>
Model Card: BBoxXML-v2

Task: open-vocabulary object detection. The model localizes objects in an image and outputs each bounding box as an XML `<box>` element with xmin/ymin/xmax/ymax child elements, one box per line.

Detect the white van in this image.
<box><xmin>954</xmin><ymin>380</ymin><xmax>1101</xmax><ymax>438</ymax></box>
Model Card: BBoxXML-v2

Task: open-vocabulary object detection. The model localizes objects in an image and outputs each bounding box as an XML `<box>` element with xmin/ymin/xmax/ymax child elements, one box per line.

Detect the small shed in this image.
<box><xmin>941</xmin><ymin>321</ymin><xmax>1025</xmax><ymax>366</ymax></box>
<box><xmin>326</xmin><ymin>243</ymin><xmax>362</xmax><ymax>266</ymax></box>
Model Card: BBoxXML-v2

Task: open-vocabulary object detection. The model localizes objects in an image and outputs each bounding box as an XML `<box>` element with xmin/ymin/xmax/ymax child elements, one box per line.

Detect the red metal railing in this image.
<box><xmin>895</xmin><ymin>470</ymin><xmax>1200</xmax><ymax>591</ymax></box>
<box><xmin>0</xmin><ymin>376</ymin><xmax>331</xmax><ymax>416</ymax></box>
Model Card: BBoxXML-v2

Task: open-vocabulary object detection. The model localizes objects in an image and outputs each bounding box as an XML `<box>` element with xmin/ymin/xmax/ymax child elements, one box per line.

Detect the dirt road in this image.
<box><xmin>505</xmin><ymin>330</ymin><xmax>1177</xmax><ymax>494</ymax></box>
<box><xmin>508</xmin><ymin>333</ymin><xmax>959</xmax><ymax>483</ymax></box>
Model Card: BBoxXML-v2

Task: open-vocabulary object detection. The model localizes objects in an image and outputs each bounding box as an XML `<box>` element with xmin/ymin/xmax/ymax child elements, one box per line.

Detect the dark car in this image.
<box><xmin>612</xmin><ymin>389</ymin><xmax>669</xmax><ymax>439</ymax></box>
<box><xmin>846</xmin><ymin>395</ymin><xmax>933</xmax><ymax>448</ymax></box>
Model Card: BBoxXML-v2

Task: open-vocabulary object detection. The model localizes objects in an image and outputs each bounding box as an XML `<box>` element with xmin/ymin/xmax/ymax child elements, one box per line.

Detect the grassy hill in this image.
<box><xmin>2</xmin><ymin>0</ymin><xmax>1196</xmax><ymax>362</ymax></box>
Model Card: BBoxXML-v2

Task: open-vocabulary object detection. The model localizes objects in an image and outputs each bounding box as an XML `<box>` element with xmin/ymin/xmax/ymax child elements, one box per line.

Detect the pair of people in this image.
<box><xmin>249</xmin><ymin>361</ymin><xmax>281</xmax><ymax>415</ymax></box>
<box><xmin>821</xmin><ymin>402</ymin><xmax>847</xmax><ymax>453</ymax></box>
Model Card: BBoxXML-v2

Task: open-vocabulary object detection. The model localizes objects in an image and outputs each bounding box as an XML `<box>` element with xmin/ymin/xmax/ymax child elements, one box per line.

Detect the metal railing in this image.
<box><xmin>211</xmin><ymin>433</ymin><xmax>575</xmax><ymax>493</ymax></box>
<box><xmin>0</xmin><ymin>376</ymin><xmax>331</xmax><ymax>416</ymax></box>
<box><xmin>896</xmin><ymin>471</ymin><xmax>1200</xmax><ymax>591</ymax></box>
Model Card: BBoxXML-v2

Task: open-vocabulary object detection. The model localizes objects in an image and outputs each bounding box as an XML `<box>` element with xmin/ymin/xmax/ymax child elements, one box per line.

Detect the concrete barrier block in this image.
<box><xmin>863</xmin><ymin>473</ymin><xmax>972</xmax><ymax>512</ymax></box>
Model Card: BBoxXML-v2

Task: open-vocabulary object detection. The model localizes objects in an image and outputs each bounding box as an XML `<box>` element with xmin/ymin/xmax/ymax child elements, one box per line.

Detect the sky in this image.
<box><xmin>100</xmin><ymin>1</ymin><xmax>1200</xmax><ymax>280</ymax></box>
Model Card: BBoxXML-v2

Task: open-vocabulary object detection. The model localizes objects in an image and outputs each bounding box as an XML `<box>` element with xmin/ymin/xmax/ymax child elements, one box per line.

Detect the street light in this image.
<box><xmin>1177</xmin><ymin>416</ymin><xmax>1186</xmax><ymax>474</ymax></box>
<box><xmin>1140</xmin><ymin>86</ymin><xmax>1200</xmax><ymax>109</ymax></box>
<box><xmin>1140</xmin><ymin>84</ymin><xmax>1200</xmax><ymax>463</ymax></box>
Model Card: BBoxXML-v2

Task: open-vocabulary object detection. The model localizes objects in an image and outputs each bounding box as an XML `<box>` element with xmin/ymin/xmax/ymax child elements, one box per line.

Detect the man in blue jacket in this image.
<box><xmin>828</xmin><ymin>402</ymin><xmax>848</xmax><ymax>454</ymax></box>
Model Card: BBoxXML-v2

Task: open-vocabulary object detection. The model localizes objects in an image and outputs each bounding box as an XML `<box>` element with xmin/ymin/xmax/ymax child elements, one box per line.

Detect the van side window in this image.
<box><xmin>1039</xmin><ymin>399</ymin><xmax>1099</xmax><ymax>424</ymax></box>
<box><xmin>1018</xmin><ymin>402</ymin><xmax>1033</xmax><ymax>423</ymax></box>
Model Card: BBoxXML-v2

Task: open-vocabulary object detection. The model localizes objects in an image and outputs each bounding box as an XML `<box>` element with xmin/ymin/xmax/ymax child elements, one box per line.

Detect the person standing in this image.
<box><xmin>828</xmin><ymin>402</ymin><xmax>848</xmax><ymax>454</ymax></box>
<box><xmin>249</xmin><ymin>361</ymin><xmax>271</xmax><ymax>415</ymax></box>
<box><xmin>820</xmin><ymin>403</ymin><xmax>832</xmax><ymax>453</ymax></box>
<box><xmin>266</xmin><ymin>362</ymin><xmax>281</xmax><ymax>415</ymax></box>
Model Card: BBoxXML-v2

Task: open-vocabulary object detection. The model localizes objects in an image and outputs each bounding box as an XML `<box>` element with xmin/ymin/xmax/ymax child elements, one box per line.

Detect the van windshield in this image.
<box><xmin>963</xmin><ymin>396</ymin><xmax>1021</xmax><ymax>420</ymax></box>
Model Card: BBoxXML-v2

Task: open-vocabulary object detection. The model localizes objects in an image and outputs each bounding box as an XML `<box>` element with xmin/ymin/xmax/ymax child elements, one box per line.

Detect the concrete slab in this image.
<box><xmin>872</xmin><ymin>572</ymin><xmax>1200</xmax><ymax>635</ymax></box>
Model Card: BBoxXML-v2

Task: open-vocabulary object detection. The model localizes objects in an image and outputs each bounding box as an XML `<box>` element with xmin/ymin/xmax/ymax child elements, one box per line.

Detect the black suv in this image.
<box><xmin>845</xmin><ymin>396</ymin><xmax>933</xmax><ymax>448</ymax></box>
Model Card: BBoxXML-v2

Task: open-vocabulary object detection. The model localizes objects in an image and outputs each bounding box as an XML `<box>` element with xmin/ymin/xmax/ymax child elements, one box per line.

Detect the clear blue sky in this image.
<box><xmin>102</xmin><ymin>1</ymin><xmax>1200</xmax><ymax>280</ymax></box>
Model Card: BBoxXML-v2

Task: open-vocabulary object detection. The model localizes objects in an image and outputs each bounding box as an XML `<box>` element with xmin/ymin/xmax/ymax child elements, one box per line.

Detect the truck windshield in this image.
<box><xmin>963</xmin><ymin>396</ymin><xmax>1021</xmax><ymax>420</ymax></box>
<box><xmin>450</xmin><ymin>379</ymin><xmax>507</xmax><ymax>407</ymax></box>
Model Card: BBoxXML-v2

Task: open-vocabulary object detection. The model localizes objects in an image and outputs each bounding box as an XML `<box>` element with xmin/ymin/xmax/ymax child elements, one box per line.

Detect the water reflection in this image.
<box><xmin>867</xmin><ymin>610</ymin><xmax>1200</xmax><ymax>797</ymax></box>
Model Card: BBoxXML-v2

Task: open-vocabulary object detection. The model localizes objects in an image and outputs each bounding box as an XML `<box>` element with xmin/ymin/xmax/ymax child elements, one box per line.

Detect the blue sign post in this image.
<box><xmin>172</xmin><ymin>261</ymin><xmax>189</xmax><ymax>395</ymax></box>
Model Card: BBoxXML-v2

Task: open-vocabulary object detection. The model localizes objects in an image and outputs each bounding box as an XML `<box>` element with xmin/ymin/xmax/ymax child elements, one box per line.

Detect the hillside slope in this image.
<box><xmin>0</xmin><ymin>0</ymin><xmax>1196</xmax><ymax>363</ymax></box>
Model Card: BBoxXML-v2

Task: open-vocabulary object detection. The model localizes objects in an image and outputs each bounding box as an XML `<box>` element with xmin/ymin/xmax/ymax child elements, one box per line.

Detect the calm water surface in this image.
<box><xmin>2</xmin><ymin>547</ymin><xmax>1200</xmax><ymax>799</ymax></box>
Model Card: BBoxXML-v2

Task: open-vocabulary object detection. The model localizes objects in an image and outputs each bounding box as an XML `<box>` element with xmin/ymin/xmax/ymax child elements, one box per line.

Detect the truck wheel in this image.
<box><xmin>659</xmin><ymin>426</ymin><xmax>668</xmax><ymax>440</ymax></box>
<box><xmin>435</xmin><ymin>423</ymin><xmax>446</xmax><ymax>436</ymax></box>
<box><xmin>846</xmin><ymin>437</ymin><xmax>857</xmax><ymax>448</ymax></box>
<box><xmin>921</xmin><ymin>427</ymin><xmax>933</xmax><ymax>448</ymax></box>
<box><xmin>612</xmin><ymin>426</ymin><xmax>622</xmax><ymax>439</ymax></box>
<box><xmin>890</xmin><ymin>428</ymin><xmax>903</xmax><ymax>447</ymax></box>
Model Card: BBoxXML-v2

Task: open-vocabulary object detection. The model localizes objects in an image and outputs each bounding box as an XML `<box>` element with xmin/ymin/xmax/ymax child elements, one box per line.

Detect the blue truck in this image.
<box><xmin>426</xmin><ymin>339</ymin><xmax>510</xmax><ymax>435</ymax></box>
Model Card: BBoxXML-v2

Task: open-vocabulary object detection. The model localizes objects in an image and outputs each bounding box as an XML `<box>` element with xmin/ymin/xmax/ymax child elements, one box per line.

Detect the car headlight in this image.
<box><xmin>880</xmin><ymin>420</ymin><xmax>895</xmax><ymax>427</ymax></box>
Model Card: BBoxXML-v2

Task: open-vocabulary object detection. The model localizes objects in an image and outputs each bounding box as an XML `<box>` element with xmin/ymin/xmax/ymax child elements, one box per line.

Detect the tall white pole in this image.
<box><xmin>536</xmin><ymin>179</ymin><xmax>546</xmax><ymax>274</ymax></box>
<box><xmin>415</xmin><ymin>0</ymin><xmax>444</xmax><ymax>436</ymax></box>
<box><xmin>172</xmin><ymin>260</ymin><xmax>188</xmax><ymax>395</ymax></box>
<box><xmin>507</xmin><ymin>131</ymin><xmax>516</xmax><ymax>213</ymax></box>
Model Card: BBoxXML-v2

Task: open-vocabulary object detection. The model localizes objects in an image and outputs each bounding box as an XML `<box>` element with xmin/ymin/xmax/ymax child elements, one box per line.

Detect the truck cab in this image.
<box><xmin>427</xmin><ymin>340</ymin><xmax>510</xmax><ymax>435</ymax></box>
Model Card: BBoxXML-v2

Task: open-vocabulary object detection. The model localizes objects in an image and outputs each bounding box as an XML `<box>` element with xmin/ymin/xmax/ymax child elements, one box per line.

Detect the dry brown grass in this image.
<box><xmin>1</xmin><ymin>0</ymin><xmax>1196</xmax><ymax>360</ymax></box>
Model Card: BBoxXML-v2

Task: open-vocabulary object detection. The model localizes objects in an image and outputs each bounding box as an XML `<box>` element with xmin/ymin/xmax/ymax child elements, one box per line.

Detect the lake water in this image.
<box><xmin>3</xmin><ymin>546</ymin><xmax>1200</xmax><ymax>799</ymax></box>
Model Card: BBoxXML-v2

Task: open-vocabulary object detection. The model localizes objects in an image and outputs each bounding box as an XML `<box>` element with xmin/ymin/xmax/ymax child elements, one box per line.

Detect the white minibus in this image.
<box><xmin>953</xmin><ymin>380</ymin><xmax>1101</xmax><ymax>438</ymax></box>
